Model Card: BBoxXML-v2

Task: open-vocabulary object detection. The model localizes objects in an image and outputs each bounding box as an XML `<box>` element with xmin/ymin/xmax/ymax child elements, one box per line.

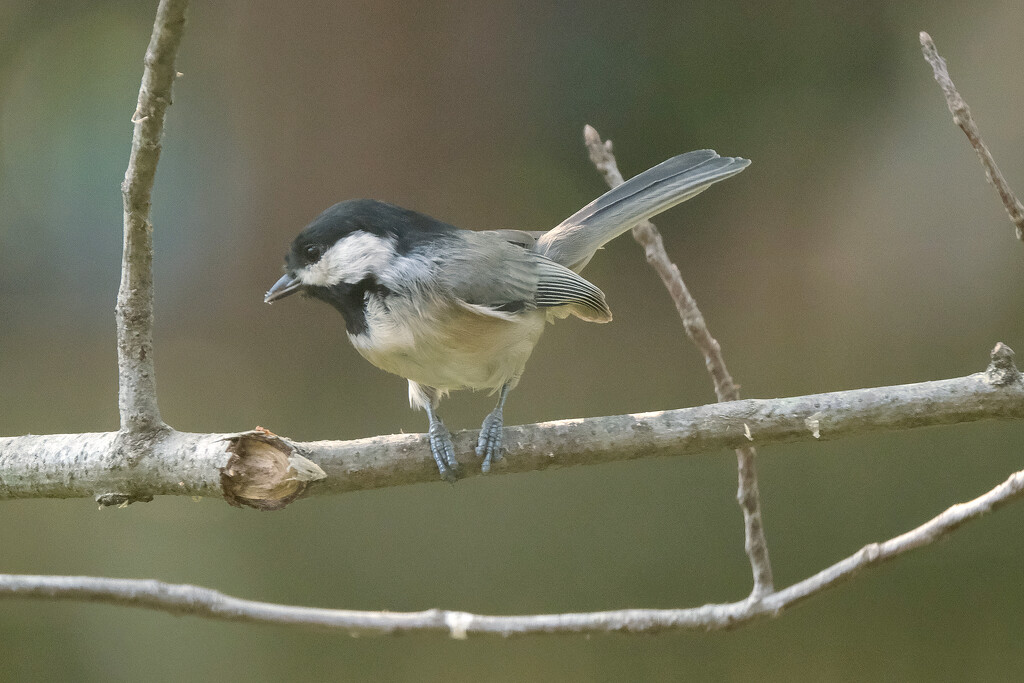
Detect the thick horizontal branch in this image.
<box><xmin>2</xmin><ymin>464</ymin><xmax>1021</xmax><ymax>634</ymax></box>
<box><xmin>1</xmin><ymin>346</ymin><xmax>1020</xmax><ymax>503</ymax></box>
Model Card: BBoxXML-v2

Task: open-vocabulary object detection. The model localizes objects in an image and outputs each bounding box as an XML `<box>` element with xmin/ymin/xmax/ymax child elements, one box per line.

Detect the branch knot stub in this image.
<box><xmin>986</xmin><ymin>343</ymin><xmax>1021</xmax><ymax>386</ymax></box>
<box><xmin>861</xmin><ymin>542</ymin><xmax>882</xmax><ymax>564</ymax></box>
<box><xmin>96</xmin><ymin>492</ymin><xmax>154</xmax><ymax>508</ymax></box>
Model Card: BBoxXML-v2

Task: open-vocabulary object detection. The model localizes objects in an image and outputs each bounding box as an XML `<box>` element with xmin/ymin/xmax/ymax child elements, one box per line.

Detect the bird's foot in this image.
<box><xmin>428</xmin><ymin>419</ymin><xmax>460</xmax><ymax>483</ymax></box>
<box><xmin>475</xmin><ymin>407</ymin><xmax>504</xmax><ymax>473</ymax></box>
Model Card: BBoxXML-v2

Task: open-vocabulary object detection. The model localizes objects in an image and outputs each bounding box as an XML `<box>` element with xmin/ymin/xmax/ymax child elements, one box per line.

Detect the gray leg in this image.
<box><xmin>424</xmin><ymin>400</ymin><xmax>460</xmax><ymax>483</ymax></box>
<box><xmin>476</xmin><ymin>382</ymin><xmax>511</xmax><ymax>473</ymax></box>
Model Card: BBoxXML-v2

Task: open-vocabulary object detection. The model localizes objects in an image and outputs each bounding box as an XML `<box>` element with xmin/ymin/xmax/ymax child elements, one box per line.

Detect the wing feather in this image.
<box><xmin>440</xmin><ymin>232</ymin><xmax>611</xmax><ymax>323</ymax></box>
<box><xmin>534</xmin><ymin>257</ymin><xmax>611</xmax><ymax>322</ymax></box>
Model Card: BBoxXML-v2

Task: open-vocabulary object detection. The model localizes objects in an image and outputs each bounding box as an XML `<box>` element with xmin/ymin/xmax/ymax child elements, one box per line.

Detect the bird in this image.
<box><xmin>265</xmin><ymin>149</ymin><xmax>750</xmax><ymax>482</ymax></box>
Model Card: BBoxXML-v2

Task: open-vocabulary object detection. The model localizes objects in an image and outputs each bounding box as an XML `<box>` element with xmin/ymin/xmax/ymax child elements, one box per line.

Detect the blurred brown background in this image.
<box><xmin>2</xmin><ymin>0</ymin><xmax>1023</xmax><ymax>680</ymax></box>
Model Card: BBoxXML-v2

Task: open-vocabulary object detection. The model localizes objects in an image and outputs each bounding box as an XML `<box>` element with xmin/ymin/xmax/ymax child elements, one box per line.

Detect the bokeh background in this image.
<box><xmin>2</xmin><ymin>0</ymin><xmax>1024</xmax><ymax>680</ymax></box>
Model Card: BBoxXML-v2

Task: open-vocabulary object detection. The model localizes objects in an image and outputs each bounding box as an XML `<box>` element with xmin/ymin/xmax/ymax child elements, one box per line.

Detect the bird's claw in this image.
<box><xmin>428</xmin><ymin>419</ymin><xmax>460</xmax><ymax>483</ymax></box>
<box><xmin>475</xmin><ymin>408</ymin><xmax>504</xmax><ymax>473</ymax></box>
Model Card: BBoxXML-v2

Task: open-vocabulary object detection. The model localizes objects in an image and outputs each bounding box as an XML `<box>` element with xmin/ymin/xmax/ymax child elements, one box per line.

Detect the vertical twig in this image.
<box><xmin>582</xmin><ymin>125</ymin><xmax>774</xmax><ymax>598</ymax></box>
<box><xmin>116</xmin><ymin>0</ymin><xmax>190</xmax><ymax>432</ymax></box>
<box><xmin>919</xmin><ymin>31</ymin><xmax>1024</xmax><ymax>242</ymax></box>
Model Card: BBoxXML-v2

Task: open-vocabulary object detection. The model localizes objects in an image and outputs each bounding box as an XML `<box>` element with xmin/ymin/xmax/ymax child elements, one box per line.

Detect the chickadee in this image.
<box><xmin>266</xmin><ymin>150</ymin><xmax>749</xmax><ymax>481</ymax></box>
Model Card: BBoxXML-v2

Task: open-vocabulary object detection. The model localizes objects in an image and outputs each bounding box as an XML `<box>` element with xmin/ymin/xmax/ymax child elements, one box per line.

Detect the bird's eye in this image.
<box><xmin>304</xmin><ymin>244</ymin><xmax>323</xmax><ymax>262</ymax></box>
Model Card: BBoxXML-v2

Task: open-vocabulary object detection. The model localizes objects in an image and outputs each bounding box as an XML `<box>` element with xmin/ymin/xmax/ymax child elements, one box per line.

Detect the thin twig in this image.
<box><xmin>1</xmin><ymin>345</ymin><xmax>1021</xmax><ymax>502</ymax></box>
<box><xmin>116</xmin><ymin>0</ymin><xmax>190</xmax><ymax>432</ymax></box>
<box><xmin>3</xmin><ymin>464</ymin><xmax>1021</xmax><ymax>635</ymax></box>
<box><xmin>919</xmin><ymin>31</ymin><xmax>1024</xmax><ymax>242</ymax></box>
<box><xmin>582</xmin><ymin>125</ymin><xmax>774</xmax><ymax>598</ymax></box>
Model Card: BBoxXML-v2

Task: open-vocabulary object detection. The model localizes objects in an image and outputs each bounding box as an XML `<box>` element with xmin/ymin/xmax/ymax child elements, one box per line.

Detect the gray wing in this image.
<box><xmin>441</xmin><ymin>231</ymin><xmax>612</xmax><ymax>322</ymax></box>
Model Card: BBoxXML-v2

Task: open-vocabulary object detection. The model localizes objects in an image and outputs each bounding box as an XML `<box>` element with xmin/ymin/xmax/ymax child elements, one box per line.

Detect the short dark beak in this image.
<box><xmin>265</xmin><ymin>273</ymin><xmax>303</xmax><ymax>303</ymax></box>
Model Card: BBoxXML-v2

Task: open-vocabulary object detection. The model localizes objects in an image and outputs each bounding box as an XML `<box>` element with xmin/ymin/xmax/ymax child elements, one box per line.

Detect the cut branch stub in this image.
<box><xmin>220</xmin><ymin>429</ymin><xmax>326</xmax><ymax>510</ymax></box>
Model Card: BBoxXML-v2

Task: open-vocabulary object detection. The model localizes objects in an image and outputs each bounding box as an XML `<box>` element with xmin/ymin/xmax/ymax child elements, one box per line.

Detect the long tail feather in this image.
<box><xmin>536</xmin><ymin>150</ymin><xmax>750</xmax><ymax>271</ymax></box>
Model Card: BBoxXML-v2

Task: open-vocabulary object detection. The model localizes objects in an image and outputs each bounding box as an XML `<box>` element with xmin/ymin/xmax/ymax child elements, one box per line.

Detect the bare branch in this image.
<box><xmin>6</xmin><ymin>3</ymin><xmax>1023</xmax><ymax>641</ymax></box>
<box><xmin>2</xmin><ymin>346</ymin><xmax>1020</xmax><ymax>503</ymax></box>
<box><xmin>919</xmin><ymin>31</ymin><xmax>1024</xmax><ymax>242</ymax></box>
<box><xmin>117</xmin><ymin>0</ymin><xmax>190</xmax><ymax>432</ymax></box>
<box><xmin>582</xmin><ymin>125</ymin><xmax>774</xmax><ymax>598</ymax></box>
<box><xmin>3</xmin><ymin>463</ymin><xmax>1021</xmax><ymax>635</ymax></box>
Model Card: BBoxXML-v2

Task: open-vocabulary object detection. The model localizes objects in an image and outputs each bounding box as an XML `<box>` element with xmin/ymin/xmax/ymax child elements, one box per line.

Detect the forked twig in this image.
<box><xmin>4</xmin><ymin>464</ymin><xmax>1022</xmax><ymax>634</ymax></box>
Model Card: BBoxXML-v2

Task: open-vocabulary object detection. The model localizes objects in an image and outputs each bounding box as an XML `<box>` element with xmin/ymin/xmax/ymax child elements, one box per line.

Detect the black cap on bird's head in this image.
<box><xmin>265</xmin><ymin>200</ymin><xmax>367</xmax><ymax>303</ymax></box>
<box><xmin>264</xmin><ymin>199</ymin><xmax>457</xmax><ymax>304</ymax></box>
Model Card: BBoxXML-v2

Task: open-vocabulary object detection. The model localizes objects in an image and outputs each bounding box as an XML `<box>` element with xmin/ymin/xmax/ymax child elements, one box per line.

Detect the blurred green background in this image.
<box><xmin>2</xmin><ymin>0</ymin><xmax>1023</xmax><ymax>680</ymax></box>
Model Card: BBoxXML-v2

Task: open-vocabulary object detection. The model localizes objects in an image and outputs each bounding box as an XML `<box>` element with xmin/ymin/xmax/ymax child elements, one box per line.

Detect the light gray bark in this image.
<box><xmin>2</xmin><ymin>349</ymin><xmax>1021</xmax><ymax>503</ymax></box>
<box><xmin>116</xmin><ymin>0</ymin><xmax>189</xmax><ymax>432</ymax></box>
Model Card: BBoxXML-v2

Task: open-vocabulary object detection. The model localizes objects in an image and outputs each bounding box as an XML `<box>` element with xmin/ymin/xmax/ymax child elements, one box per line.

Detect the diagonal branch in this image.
<box><xmin>582</xmin><ymin>126</ymin><xmax>774</xmax><ymax>598</ymax></box>
<box><xmin>116</xmin><ymin>0</ymin><xmax>190</xmax><ymax>433</ymax></box>
<box><xmin>919</xmin><ymin>31</ymin><xmax>1024</xmax><ymax>242</ymax></box>
<box><xmin>3</xmin><ymin>464</ymin><xmax>1021</xmax><ymax>635</ymax></box>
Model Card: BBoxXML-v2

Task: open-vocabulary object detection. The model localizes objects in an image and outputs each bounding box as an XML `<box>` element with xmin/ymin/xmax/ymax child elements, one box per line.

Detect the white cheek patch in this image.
<box><xmin>297</xmin><ymin>231</ymin><xmax>397</xmax><ymax>286</ymax></box>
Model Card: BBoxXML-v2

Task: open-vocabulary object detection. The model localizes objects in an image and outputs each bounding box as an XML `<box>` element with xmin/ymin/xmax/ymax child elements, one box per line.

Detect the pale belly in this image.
<box><xmin>348</xmin><ymin>296</ymin><xmax>548</xmax><ymax>392</ymax></box>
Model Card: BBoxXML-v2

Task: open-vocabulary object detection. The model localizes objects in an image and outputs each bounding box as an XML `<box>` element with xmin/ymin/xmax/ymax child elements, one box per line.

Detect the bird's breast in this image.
<box><xmin>348</xmin><ymin>291</ymin><xmax>546</xmax><ymax>392</ymax></box>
